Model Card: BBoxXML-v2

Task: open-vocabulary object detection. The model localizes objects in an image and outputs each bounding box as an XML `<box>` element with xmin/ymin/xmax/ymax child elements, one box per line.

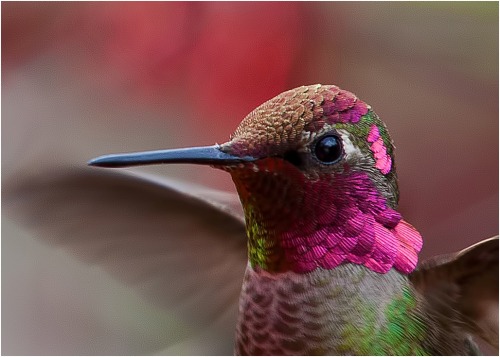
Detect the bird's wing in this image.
<box><xmin>410</xmin><ymin>236</ymin><xmax>499</xmax><ymax>351</ymax></box>
<box><xmin>3</xmin><ymin>168</ymin><xmax>247</xmax><ymax>355</ymax></box>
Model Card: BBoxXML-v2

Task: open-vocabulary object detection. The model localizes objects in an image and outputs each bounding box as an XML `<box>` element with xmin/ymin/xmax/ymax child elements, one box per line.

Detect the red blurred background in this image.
<box><xmin>2</xmin><ymin>2</ymin><xmax>498</xmax><ymax>354</ymax></box>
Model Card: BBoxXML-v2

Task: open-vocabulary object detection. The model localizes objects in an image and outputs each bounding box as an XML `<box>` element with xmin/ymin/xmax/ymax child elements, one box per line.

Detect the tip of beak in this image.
<box><xmin>87</xmin><ymin>156</ymin><xmax>123</xmax><ymax>168</ymax></box>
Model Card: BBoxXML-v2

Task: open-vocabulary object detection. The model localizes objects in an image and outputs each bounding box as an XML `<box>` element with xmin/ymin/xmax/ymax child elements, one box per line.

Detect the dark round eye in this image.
<box><xmin>314</xmin><ymin>135</ymin><xmax>343</xmax><ymax>163</ymax></box>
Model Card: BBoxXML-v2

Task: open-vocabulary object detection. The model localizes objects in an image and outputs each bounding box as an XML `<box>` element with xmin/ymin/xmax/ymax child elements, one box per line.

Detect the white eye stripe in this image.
<box><xmin>338</xmin><ymin>130</ymin><xmax>363</xmax><ymax>160</ymax></box>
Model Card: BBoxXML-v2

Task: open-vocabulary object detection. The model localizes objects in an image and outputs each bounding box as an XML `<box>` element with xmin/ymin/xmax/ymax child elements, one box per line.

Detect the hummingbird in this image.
<box><xmin>4</xmin><ymin>84</ymin><xmax>497</xmax><ymax>355</ymax></box>
<box><xmin>85</xmin><ymin>84</ymin><xmax>499</xmax><ymax>355</ymax></box>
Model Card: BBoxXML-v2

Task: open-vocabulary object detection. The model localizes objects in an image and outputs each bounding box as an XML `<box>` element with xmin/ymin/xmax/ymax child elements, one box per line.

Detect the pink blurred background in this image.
<box><xmin>3</xmin><ymin>2</ymin><xmax>498</xmax><ymax>354</ymax></box>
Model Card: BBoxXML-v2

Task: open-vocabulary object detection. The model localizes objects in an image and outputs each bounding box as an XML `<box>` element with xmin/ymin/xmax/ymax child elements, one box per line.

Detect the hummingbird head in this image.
<box><xmin>89</xmin><ymin>84</ymin><xmax>422</xmax><ymax>275</ymax></box>
<box><xmin>219</xmin><ymin>84</ymin><xmax>398</xmax><ymax>205</ymax></box>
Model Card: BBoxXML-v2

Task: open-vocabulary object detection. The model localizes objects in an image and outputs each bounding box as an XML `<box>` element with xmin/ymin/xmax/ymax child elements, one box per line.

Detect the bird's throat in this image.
<box><xmin>232</xmin><ymin>168</ymin><xmax>423</xmax><ymax>275</ymax></box>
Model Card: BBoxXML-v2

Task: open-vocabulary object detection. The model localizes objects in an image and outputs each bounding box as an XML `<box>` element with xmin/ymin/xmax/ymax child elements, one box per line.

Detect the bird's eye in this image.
<box><xmin>314</xmin><ymin>135</ymin><xmax>343</xmax><ymax>164</ymax></box>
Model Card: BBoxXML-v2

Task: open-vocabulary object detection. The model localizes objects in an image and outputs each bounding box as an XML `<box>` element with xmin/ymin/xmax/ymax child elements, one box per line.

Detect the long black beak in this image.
<box><xmin>88</xmin><ymin>145</ymin><xmax>255</xmax><ymax>168</ymax></box>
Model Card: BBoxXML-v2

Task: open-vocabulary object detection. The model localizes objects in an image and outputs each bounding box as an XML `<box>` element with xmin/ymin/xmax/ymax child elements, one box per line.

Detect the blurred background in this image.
<box><xmin>2</xmin><ymin>2</ymin><xmax>498</xmax><ymax>355</ymax></box>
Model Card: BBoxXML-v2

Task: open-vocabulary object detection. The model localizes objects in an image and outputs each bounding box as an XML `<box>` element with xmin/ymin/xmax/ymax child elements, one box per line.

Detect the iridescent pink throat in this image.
<box><xmin>234</xmin><ymin>164</ymin><xmax>423</xmax><ymax>275</ymax></box>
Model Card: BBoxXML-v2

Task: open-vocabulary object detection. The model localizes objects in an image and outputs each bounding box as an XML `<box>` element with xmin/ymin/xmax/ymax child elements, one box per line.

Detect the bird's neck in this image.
<box><xmin>239</xmin><ymin>173</ymin><xmax>422</xmax><ymax>274</ymax></box>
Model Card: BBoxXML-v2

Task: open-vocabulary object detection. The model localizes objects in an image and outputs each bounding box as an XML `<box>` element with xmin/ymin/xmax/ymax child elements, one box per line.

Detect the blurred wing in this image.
<box><xmin>3</xmin><ymin>168</ymin><xmax>247</xmax><ymax>355</ymax></box>
<box><xmin>410</xmin><ymin>236</ymin><xmax>499</xmax><ymax>350</ymax></box>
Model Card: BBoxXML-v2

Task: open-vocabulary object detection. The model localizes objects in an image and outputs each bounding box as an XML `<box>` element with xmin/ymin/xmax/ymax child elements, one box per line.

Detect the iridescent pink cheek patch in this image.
<box><xmin>367</xmin><ymin>125</ymin><xmax>392</xmax><ymax>174</ymax></box>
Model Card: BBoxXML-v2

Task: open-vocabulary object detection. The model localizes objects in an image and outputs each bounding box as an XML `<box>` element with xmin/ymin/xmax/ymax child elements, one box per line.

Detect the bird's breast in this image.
<box><xmin>234</xmin><ymin>263</ymin><xmax>428</xmax><ymax>355</ymax></box>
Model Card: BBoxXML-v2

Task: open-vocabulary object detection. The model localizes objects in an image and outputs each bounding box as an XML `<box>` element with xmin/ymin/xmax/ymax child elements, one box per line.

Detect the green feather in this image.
<box><xmin>339</xmin><ymin>287</ymin><xmax>427</xmax><ymax>355</ymax></box>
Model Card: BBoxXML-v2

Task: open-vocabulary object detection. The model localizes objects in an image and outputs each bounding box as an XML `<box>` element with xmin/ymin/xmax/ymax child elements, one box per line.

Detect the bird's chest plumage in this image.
<box><xmin>234</xmin><ymin>264</ymin><xmax>428</xmax><ymax>355</ymax></box>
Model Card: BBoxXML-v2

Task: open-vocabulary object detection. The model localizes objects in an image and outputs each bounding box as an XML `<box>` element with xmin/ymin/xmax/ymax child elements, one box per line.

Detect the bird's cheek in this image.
<box><xmin>228</xmin><ymin>159</ymin><xmax>307</xmax><ymax>220</ymax></box>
